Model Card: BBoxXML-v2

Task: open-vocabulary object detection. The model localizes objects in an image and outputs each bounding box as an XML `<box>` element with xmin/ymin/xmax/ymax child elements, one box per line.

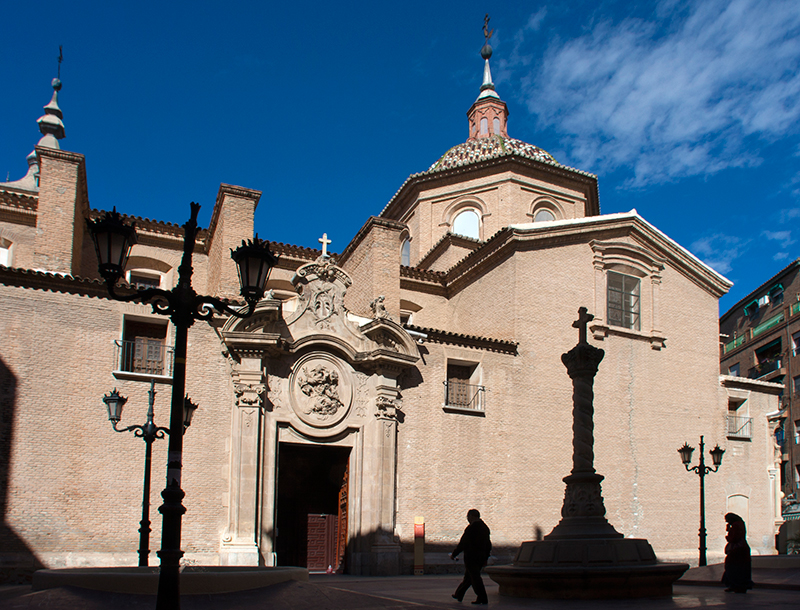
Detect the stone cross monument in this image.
<box><xmin>486</xmin><ymin>308</ymin><xmax>689</xmax><ymax>599</ymax></box>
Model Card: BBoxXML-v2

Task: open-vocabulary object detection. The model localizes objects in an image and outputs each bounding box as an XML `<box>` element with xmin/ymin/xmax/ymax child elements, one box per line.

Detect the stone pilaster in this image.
<box><xmin>220</xmin><ymin>357</ymin><xmax>265</xmax><ymax>565</ymax></box>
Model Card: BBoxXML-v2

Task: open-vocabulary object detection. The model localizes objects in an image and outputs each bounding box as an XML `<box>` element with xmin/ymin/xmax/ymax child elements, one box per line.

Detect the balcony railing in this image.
<box><xmin>723</xmin><ymin>335</ymin><xmax>745</xmax><ymax>354</ymax></box>
<box><xmin>727</xmin><ymin>415</ymin><xmax>752</xmax><ymax>439</ymax></box>
<box><xmin>751</xmin><ymin>312</ymin><xmax>784</xmax><ymax>338</ymax></box>
<box><xmin>444</xmin><ymin>380</ymin><xmax>485</xmax><ymax>412</ymax></box>
<box><xmin>748</xmin><ymin>357</ymin><xmax>781</xmax><ymax>379</ymax></box>
<box><xmin>115</xmin><ymin>339</ymin><xmax>174</xmax><ymax>377</ymax></box>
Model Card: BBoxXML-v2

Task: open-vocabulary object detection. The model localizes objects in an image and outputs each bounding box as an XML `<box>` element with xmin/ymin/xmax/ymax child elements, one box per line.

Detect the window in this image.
<box><xmin>727</xmin><ymin>398</ymin><xmax>752</xmax><ymax>439</ymax></box>
<box><xmin>607</xmin><ymin>272</ymin><xmax>640</xmax><ymax>331</ymax></box>
<box><xmin>400</xmin><ymin>239</ymin><xmax>411</xmax><ymax>267</ymax></box>
<box><xmin>493</xmin><ymin>117</ymin><xmax>500</xmax><ymax>134</ymax></box>
<box><xmin>728</xmin><ymin>363</ymin><xmax>740</xmax><ymax>377</ymax></box>
<box><xmin>744</xmin><ymin>300</ymin><xmax>759</xmax><ymax>318</ymax></box>
<box><xmin>480</xmin><ymin>118</ymin><xmax>488</xmax><ymax>135</ymax></box>
<box><xmin>792</xmin><ymin>331</ymin><xmax>800</xmax><ymax>357</ymax></box>
<box><xmin>769</xmin><ymin>283</ymin><xmax>784</xmax><ymax>306</ymax></box>
<box><xmin>128</xmin><ymin>271</ymin><xmax>161</xmax><ymax>290</ymax></box>
<box><xmin>452</xmin><ymin>210</ymin><xmax>480</xmax><ymax>239</ymax></box>
<box><xmin>117</xmin><ymin>318</ymin><xmax>172</xmax><ymax>377</ymax></box>
<box><xmin>589</xmin><ymin>240</ymin><xmax>665</xmax><ymax>349</ymax></box>
<box><xmin>533</xmin><ymin>209</ymin><xmax>555</xmax><ymax>222</ymax></box>
<box><xmin>751</xmin><ymin>339</ymin><xmax>781</xmax><ymax>379</ymax></box>
<box><xmin>444</xmin><ymin>361</ymin><xmax>484</xmax><ymax>413</ymax></box>
<box><xmin>0</xmin><ymin>238</ymin><xmax>11</xmax><ymax>267</ymax></box>
<box><xmin>794</xmin><ymin>374</ymin><xmax>800</xmax><ymax>396</ymax></box>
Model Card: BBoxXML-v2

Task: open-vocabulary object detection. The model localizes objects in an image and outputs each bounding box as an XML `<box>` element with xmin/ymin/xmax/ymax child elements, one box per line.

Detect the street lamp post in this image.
<box><xmin>678</xmin><ymin>435</ymin><xmax>725</xmax><ymax>566</ymax></box>
<box><xmin>103</xmin><ymin>380</ymin><xmax>198</xmax><ymax>567</ymax></box>
<box><xmin>88</xmin><ymin>202</ymin><xmax>277</xmax><ymax>609</ymax></box>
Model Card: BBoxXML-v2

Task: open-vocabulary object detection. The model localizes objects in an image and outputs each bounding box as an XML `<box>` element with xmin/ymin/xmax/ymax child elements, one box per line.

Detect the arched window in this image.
<box><xmin>533</xmin><ymin>209</ymin><xmax>556</xmax><ymax>222</ymax></box>
<box><xmin>401</xmin><ymin>239</ymin><xmax>411</xmax><ymax>267</ymax></box>
<box><xmin>493</xmin><ymin>117</ymin><xmax>500</xmax><ymax>135</ymax></box>
<box><xmin>480</xmin><ymin>118</ymin><xmax>488</xmax><ymax>136</ymax></box>
<box><xmin>452</xmin><ymin>210</ymin><xmax>480</xmax><ymax>239</ymax></box>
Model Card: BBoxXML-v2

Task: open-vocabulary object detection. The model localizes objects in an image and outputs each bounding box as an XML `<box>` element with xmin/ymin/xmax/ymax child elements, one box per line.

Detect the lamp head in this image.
<box><xmin>231</xmin><ymin>234</ymin><xmax>278</xmax><ymax>302</ymax></box>
<box><xmin>103</xmin><ymin>388</ymin><xmax>127</xmax><ymax>424</ymax></box>
<box><xmin>183</xmin><ymin>395</ymin><xmax>198</xmax><ymax>429</ymax></box>
<box><xmin>87</xmin><ymin>208</ymin><xmax>137</xmax><ymax>285</ymax></box>
<box><xmin>710</xmin><ymin>444</ymin><xmax>725</xmax><ymax>467</ymax></box>
<box><xmin>677</xmin><ymin>442</ymin><xmax>695</xmax><ymax>465</ymax></box>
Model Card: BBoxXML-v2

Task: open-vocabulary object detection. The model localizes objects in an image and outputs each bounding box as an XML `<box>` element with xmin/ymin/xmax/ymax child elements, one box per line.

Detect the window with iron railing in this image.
<box><xmin>115</xmin><ymin>339</ymin><xmax>174</xmax><ymax>376</ymax></box>
<box><xmin>444</xmin><ymin>380</ymin><xmax>485</xmax><ymax>412</ymax></box>
<box><xmin>727</xmin><ymin>415</ymin><xmax>752</xmax><ymax>440</ymax></box>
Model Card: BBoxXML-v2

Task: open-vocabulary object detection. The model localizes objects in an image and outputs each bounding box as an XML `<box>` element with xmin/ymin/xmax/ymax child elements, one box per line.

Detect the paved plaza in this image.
<box><xmin>1</xmin><ymin>569</ymin><xmax>798</xmax><ymax>610</ymax></box>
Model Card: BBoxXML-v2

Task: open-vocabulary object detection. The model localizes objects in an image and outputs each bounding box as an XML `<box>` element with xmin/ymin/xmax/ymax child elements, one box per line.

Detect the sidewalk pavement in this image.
<box><xmin>1</xmin><ymin>564</ymin><xmax>798</xmax><ymax>609</ymax></box>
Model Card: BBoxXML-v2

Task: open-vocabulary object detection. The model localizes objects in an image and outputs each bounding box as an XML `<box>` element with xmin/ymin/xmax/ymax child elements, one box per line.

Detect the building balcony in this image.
<box><xmin>748</xmin><ymin>357</ymin><xmax>782</xmax><ymax>380</ymax></box>
<box><xmin>443</xmin><ymin>380</ymin><xmax>485</xmax><ymax>414</ymax></box>
<box><xmin>727</xmin><ymin>415</ymin><xmax>753</xmax><ymax>440</ymax></box>
<box><xmin>113</xmin><ymin>339</ymin><xmax>174</xmax><ymax>381</ymax></box>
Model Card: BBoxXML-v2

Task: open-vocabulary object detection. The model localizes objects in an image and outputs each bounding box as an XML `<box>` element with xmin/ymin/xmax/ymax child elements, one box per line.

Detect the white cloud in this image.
<box><xmin>513</xmin><ymin>0</ymin><xmax>800</xmax><ymax>185</ymax></box>
<box><xmin>762</xmin><ymin>230</ymin><xmax>795</xmax><ymax>249</ymax></box>
<box><xmin>690</xmin><ymin>233</ymin><xmax>749</xmax><ymax>274</ymax></box>
<box><xmin>774</xmin><ymin>252</ymin><xmax>790</xmax><ymax>262</ymax></box>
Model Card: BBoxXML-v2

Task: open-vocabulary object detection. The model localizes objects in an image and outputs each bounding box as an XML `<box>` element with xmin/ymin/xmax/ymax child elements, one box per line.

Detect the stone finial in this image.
<box><xmin>37</xmin><ymin>78</ymin><xmax>65</xmax><ymax>148</ymax></box>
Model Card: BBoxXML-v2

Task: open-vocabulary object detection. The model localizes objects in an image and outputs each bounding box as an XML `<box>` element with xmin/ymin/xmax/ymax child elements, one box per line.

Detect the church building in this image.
<box><xmin>0</xmin><ymin>40</ymin><xmax>784</xmax><ymax>580</ymax></box>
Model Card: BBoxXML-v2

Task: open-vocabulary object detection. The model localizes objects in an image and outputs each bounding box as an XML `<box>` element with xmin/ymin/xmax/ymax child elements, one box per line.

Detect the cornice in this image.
<box><xmin>406</xmin><ymin>323</ymin><xmax>518</xmax><ymax>354</ymax></box>
<box><xmin>380</xmin><ymin>154</ymin><xmax>601</xmax><ymax>221</ymax></box>
<box><xmin>0</xmin><ymin>266</ymin><xmax>125</xmax><ymax>299</ymax></box>
<box><xmin>417</xmin><ymin>232</ymin><xmax>481</xmax><ymax>270</ymax></box>
<box><xmin>88</xmin><ymin>208</ymin><xmax>208</xmax><ymax>252</ymax></box>
<box><xmin>35</xmin><ymin>146</ymin><xmax>85</xmax><ymax>164</ymax></box>
<box><xmin>435</xmin><ymin>214</ymin><xmax>732</xmax><ymax>299</ymax></box>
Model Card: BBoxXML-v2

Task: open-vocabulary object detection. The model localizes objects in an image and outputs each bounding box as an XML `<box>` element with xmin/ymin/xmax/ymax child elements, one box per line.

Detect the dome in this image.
<box><xmin>428</xmin><ymin>135</ymin><xmax>557</xmax><ymax>173</ymax></box>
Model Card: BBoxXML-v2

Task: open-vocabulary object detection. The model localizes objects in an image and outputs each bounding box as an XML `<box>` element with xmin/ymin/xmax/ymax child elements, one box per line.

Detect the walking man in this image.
<box><xmin>451</xmin><ymin>509</ymin><xmax>491</xmax><ymax>605</ymax></box>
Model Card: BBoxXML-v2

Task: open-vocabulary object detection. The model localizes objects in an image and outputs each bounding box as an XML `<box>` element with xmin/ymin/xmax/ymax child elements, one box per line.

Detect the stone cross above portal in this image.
<box><xmin>573</xmin><ymin>306</ymin><xmax>594</xmax><ymax>344</ymax></box>
<box><xmin>319</xmin><ymin>233</ymin><xmax>331</xmax><ymax>257</ymax></box>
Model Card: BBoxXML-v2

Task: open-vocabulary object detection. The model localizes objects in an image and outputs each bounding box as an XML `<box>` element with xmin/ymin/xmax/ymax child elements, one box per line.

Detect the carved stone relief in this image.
<box><xmin>289</xmin><ymin>353</ymin><xmax>353</xmax><ymax>427</ymax></box>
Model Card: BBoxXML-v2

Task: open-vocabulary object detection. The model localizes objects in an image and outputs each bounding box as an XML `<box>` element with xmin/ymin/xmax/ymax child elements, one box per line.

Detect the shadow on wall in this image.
<box><xmin>0</xmin><ymin>357</ymin><xmax>44</xmax><ymax>583</ymax></box>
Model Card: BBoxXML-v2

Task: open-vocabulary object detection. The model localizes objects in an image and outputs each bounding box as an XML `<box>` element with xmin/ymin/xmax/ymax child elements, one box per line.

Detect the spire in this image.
<box><xmin>467</xmin><ymin>15</ymin><xmax>508</xmax><ymax>140</ymax></box>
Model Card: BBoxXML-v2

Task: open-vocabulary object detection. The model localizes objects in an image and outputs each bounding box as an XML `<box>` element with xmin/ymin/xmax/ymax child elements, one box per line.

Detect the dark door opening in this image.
<box><xmin>275</xmin><ymin>442</ymin><xmax>350</xmax><ymax>571</ymax></box>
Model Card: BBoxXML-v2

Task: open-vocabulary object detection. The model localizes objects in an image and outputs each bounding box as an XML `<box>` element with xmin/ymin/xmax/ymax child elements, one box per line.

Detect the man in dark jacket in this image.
<box><xmin>451</xmin><ymin>509</ymin><xmax>491</xmax><ymax>605</ymax></box>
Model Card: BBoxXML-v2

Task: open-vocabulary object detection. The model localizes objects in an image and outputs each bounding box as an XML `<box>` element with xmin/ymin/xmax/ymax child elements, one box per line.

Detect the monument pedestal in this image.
<box><xmin>487</xmin><ymin>309</ymin><xmax>688</xmax><ymax>598</ymax></box>
<box><xmin>486</xmin><ymin>538</ymin><xmax>688</xmax><ymax>599</ymax></box>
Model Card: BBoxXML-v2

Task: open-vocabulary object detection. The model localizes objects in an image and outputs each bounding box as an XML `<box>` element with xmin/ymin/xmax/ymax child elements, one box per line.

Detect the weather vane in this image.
<box><xmin>57</xmin><ymin>45</ymin><xmax>63</xmax><ymax>79</ymax></box>
<box><xmin>483</xmin><ymin>14</ymin><xmax>494</xmax><ymax>43</ymax></box>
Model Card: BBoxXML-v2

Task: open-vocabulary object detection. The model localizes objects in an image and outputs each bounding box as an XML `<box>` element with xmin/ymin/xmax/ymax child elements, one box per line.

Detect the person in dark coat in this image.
<box><xmin>451</xmin><ymin>509</ymin><xmax>492</xmax><ymax>605</ymax></box>
<box><xmin>721</xmin><ymin>512</ymin><xmax>753</xmax><ymax>593</ymax></box>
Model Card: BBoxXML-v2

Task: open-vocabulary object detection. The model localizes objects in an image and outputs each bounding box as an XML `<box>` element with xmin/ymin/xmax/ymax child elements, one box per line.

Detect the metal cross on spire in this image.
<box><xmin>57</xmin><ymin>45</ymin><xmax>63</xmax><ymax>79</ymax></box>
<box><xmin>573</xmin><ymin>306</ymin><xmax>594</xmax><ymax>344</ymax></box>
<box><xmin>319</xmin><ymin>233</ymin><xmax>331</xmax><ymax>257</ymax></box>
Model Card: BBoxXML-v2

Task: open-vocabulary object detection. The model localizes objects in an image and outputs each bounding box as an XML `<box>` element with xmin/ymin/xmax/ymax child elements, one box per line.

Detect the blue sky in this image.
<box><xmin>2</xmin><ymin>0</ymin><xmax>799</xmax><ymax>313</ymax></box>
